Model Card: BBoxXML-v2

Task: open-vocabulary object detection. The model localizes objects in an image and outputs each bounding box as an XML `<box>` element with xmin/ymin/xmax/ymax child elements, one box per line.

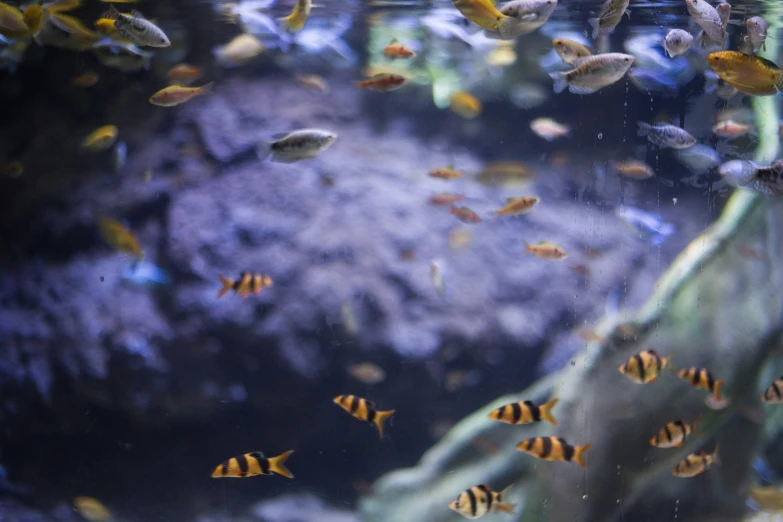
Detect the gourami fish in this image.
<box><xmin>686</xmin><ymin>0</ymin><xmax>723</xmax><ymax>46</ymax></box>
<box><xmin>552</xmin><ymin>38</ymin><xmax>592</xmax><ymax>64</ymax></box>
<box><xmin>587</xmin><ymin>0</ymin><xmax>630</xmax><ymax>39</ymax></box>
<box><xmin>214</xmin><ymin>33</ymin><xmax>264</xmax><ymax>67</ymax></box>
<box><xmin>650</xmin><ymin>417</ymin><xmax>701</xmax><ymax>448</ymax></box>
<box><xmin>72</xmin><ymin>71</ymin><xmax>100</xmax><ymax>87</ymax></box>
<box><xmin>549</xmin><ymin>53</ymin><xmax>634</xmax><ymax>95</ymax></box>
<box><xmin>279</xmin><ymin>0</ymin><xmax>310</xmax><ymax>33</ymax></box>
<box><xmin>672</xmin><ymin>446</ymin><xmax>720</xmax><ymax>477</ymax></box>
<box><xmin>333</xmin><ymin>395</ymin><xmax>395</xmax><ymax>438</ymax></box>
<box><xmin>74</xmin><ymin>496</ymin><xmax>112</xmax><ymax>522</ymax></box>
<box><xmin>637</xmin><ymin>122</ymin><xmax>696</xmax><ymax>149</ymax></box>
<box><xmin>297</xmin><ymin>73</ymin><xmax>328</xmax><ymax>92</ymax></box>
<box><xmin>677</xmin><ymin>367</ymin><xmax>725</xmax><ymax>401</ymax></box>
<box><xmin>524</xmin><ymin>241</ymin><xmax>567</xmax><ymax>260</ymax></box>
<box><xmin>707</xmin><ymin>51</ymin><xmax>782</xmax><ymax>96</ymax></box>
<box><xmin>257</xmin><ymin>129</ymin><xmax>337</xmax><ymax>163</ymax></box>
<box><xmin>449</xmin><ymin>485</ymin><xmax>516</xmax><ymax>519</ymax></box>
<box><xmin>356</xmin><ymin>73</ymin><xmax>407</xmax><ymax>92</ymax></box>
<box><xmin>149</xmin><ymin>83</ymin><xmax>213</xmax><ymax>107</ymax></box>
<box><xmin>384</xmin><ymin>38</ymin><xmax>415</xmax><ymax>60</ymax></box>
<box><xmin>761</xmin><ymin>377</ymin><xmax>783</xmax><ymax>403</ymax></box>
<box><xmin>530</xmin><ymin>118</ymin><xmax>569</xmax><ymax>141</ymax></box>
<box><xmin>451</xmin><ymin>0</ymin><xmax>518</xmax><ymax>38</ymax></box>
<box><xmin>166</xmin><ymin>63</ymin><xmax>203</xmax><ymax>84</ymax></box>
<box><xmin>663</xmin><ymin>29</ymin><xmax>693</xmax><ymax>58</ymax></box>
<box><xmin>217</xmin><ymin>273</ymin><xmax>273</xmax><ymax>298</ymax></box>
<box><xmin>211</xmin><ymin>450</ymin><xmax>294</xmax><ymax>478</ymax></box>
<box><xmin>449</xmin><ymin>91</ymin><xmax>482</xmax><ymax>119</ymax></box>
<box><xmin>494</xmin><ymin>196</ymin><xmax>539</xmax><ymax>216</ymax></box>
<box><xmin>747</xmin><ymin>16</ymin><xmax>769</xmax><ymax>53</ymax></box>
<box><xmin>82</xmin><ymin>125</ymin><xmax>119</xmax><ymax>152</ymax></box>
<box><xmin>429</xmin><ymin>166</ymin><xmax>462</xmax><ymax>180</ymax></box>
<box><xmin>516</xmin><ymin>437</ymin><xmax>591</xmax><ymax>468</ymax></box>
<box><xmin>614</xmin><ymin>159</ymin><xmax>654</xmax><ymax>180</ymax></box>
<box><xmin>98</xmin><ymin>218</ymin><xmax>143</xmax><ymax>260</ymax></box>
<box><xmin>104</xmin><ymin>6</ymin><xmax>170</xmax><ymax>47</ymax></box>
<box><xmin>489</xmin><ymin>397</ymin><xmax>559</xmax><ymax>425</ymax></box>
<box><xmin>450</xmin><ymin>206</ymin><xmax>482</xmax><ymax>224</ymax></box>
<box><xmin>429</xmin><ymin>192</ymin><xmax>464</xmax><ymax>205</ymax></box>
<box><xmin>618</xmin><ymin>349</ymin><xmax>673</xmax><ymax>384</ymax></box>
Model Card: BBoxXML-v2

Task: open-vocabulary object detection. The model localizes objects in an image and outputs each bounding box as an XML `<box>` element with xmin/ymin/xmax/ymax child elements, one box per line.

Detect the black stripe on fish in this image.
<box><xmin>561</xmin><ymin>440</ymin><xmax>575</xmax><ymax>462</ymax></box>
<box><xmin>540</xmin><ymin>437</ymin><xmax>553</xmax><ymax>459</ymax></box>
<box><xmin>236</xmin><ymin>454</ymin><xmax>249</xmax><ymax>476</ymax></box>
<box><xmin>634</xmin><ymin>353</ymin><xmax>645</xmax><ymax>382</ymax></box>
<box><xmin>467</xmin><ymin>487</ymin><xmax>478</xmax><ymax>517</ymax></box>
<box><xmin>511</xmin><ymin>402</ymin><xmax>522</xmax><ymax>423</ymax></box>
<box><xmin>349</xmin><ymin>395</ymin><xmax>359</xmax><ymax>414</ymax></box>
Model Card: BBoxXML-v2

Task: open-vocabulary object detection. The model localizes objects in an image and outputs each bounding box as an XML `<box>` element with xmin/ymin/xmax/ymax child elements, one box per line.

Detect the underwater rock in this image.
<box><xmin>361</xmin><ymin>190</ymin><xmax>783</xmax><ymax>522</ymax></box>
<box><xmin>252</xmin><ymin>493</ymin><xmax>359</xmax><ymax>522</ymax></box>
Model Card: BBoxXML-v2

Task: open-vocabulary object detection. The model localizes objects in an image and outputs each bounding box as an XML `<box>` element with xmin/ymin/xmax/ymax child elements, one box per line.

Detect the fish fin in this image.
<box><xmin>762</xmin><ymin>41</ymin><xmax>767</xmax><ymax>52</ymax></box>
<box><xmin>574</xmin><ymin>442</ymin><xmax>592</xmax><ymax>468</ymax></box>
<box><xmin>636</xmin><ymin>121</ymin><xmax>650</xmax><ymax>136</ymax></box>
<box><xmin>713</xmin><ymin>379</ymin><xmax>725</xmax><ymax>401</ymax></box>
<box><xmin>198</xmin><ymin>81</ymin><xmax>214</xmax><ymax>95</ymax></box>
<box><xmin>539</xmin><ymin>397</ymin><xmax>559</xmax><ymax>426</ymax></box>
<box><xmin>389</xmin><ymin>37</ymin><xmax>399</xmax><ymax>44</ymax></box>
<box><xmin>268</xmin><ymin>450</ymin><xmax>295</xmax><ymax>478</ymax></box>
<box><xmin>549</xmin><ymin>71</ymin><xmax>567</xmax><ymax>94</ymax></box>
<box><xmin>493</xmin><ymin>503</ymin><xmax>516</xmax><ymax>515</ymax></box>
<box><xmin>519</xmin><ymin>13</ymin><xmax>538</xmax><ymax>21</ymax></box>
<box><xmin>625</xmin><ymin>8</ymin><xmax>631</xmax><ymax>19</ymax></box>
<box><xmin>496</xmin><ymin>16</ymin><xmax>517</xmax><ymax>39</ymax></box>
<box><xmin>103</xmin><ymin>4</ymin><xmax>119</xmax><ymax>19</ymax></box>
<box><xmin>587</xmin><ymin>17</ymin><xmax>600</xmax><ymax>39</ymax></box>
<box><xmin>256</xmin><ymin>142</ymin><xmax>272</xmax><ymax>162</ymax></box>
<box><xmin>130</xmin><ymin>9</ymin><xmax>144</xmax><ymax>19</ymax></box>
<box><xmin>374</xmin><ymin>409</ymin><xmax>395</xmax><ymax>438</ymax></box>
<box><xmin>217</xmin><ymin>275</ymin><xmax>233</xmax><ymax>298</ymax></box>
<box><xmin>568</xmin><ymin>84</ymin><xmax>597</xmax><ymax>95</ymax></box>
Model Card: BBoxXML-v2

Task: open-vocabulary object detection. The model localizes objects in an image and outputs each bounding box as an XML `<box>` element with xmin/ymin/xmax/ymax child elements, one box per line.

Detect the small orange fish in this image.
<box><xmin>450</xmin><ymin>206</ymin><xmax>482</xmax><ymax>224</ymax></box>
<box><xmin>516</xmin><ymin>437</ymin><xmax>591</xmax><ymax>468</ymax></box>
<box><xmin>672</xmin><ymin>446</ymin><xmax>720</xmax><ymax>477</ymax></box>
<box><xmin>429</xmin><ymin>166</ymin><xmax>462</xmax><ymax>180</ymax></box>
<box><xmin>0</xmin><ymin>161</ymin><xmax>23</xmax><ymax>178</ymax></box>
<box><xmin>218</xmin><ymin>272</ymin><xmax>273</xmax><ymax>298</ymax></box>
<box><xmin>449</xmin><ymin>91</ymin><xmax>482</xmax><ymax>119</ymax></box>
<box><xmin>149</xmin><ymin>83</ymin><xmax>213</xmax><ymax>107</ymax></box>
<box><xmin>383</xmin><ymin>38</ymin><xmax>415</xmax><ymax>60</ymax></box>
<box><xmin>356</xmin><ymin>73</ymin><xmax>407</xmax><ymax>92</ymax></box>
<box><xmin>524</xmin><ymin>241</ymin><xmax>567</xmax><ymax>260</ymax></box>
<box><xmin>495</xmin><ymin>196</ymin><xmax>540</xmax><ymax>216</ymax></box>
<box><xmin>166</xmin><ymin>63</ymin><xmax>203</xmax><ymax>84</ymax></box>
<box><xmin>297</xmin><ymin>73</ymin><xmax>329</xmax><ymax>93</ymax></box>
<box><xmin>712</xmin><ymin>119</ymin><xmax>752</xmax><ymax>138</ymax></box>
<box><xmin>346</xmin><ymin>362</ymin><xmax>386</xmax><ymax>385</ymax></box>
<box><xmin>98</xmin><ymin>218</ymin><xmax>142</xmax><ymax>260</ymax></box>
<box><xmin>211</xmin><ymin>450</ymin><xmax>294</xmax><ymax>478</ymax></box>
<box><xmin>618</xmin><ymin>349</ymin><xmax>673</xmax><ymax>384</ymax></box>
<box><xmin>72</xmin><ymin>71</ymin><xmax>100</xmax><ymax>87</ymax></box>
<box><xmin>333</xmin><ymin>395</ymin><xmax>395</xmax><ymax>438</ymax></box>
<box><xmin>429</xmin><ymin>192</ymin><xmax>464</xmax><ymax>205</ymax></box>
<box><xmin>677</xmin><ymin>367</ymin><xmax>725</xmax><ymax>401</ymax></box>
<box><xmin>577</xmin><ymin>328</ymin><xmax>605</xmax><ymax>344</ymax></box>
<box><xmin>614</xmin><ymin>160</ymin><xmax>655</xmax><ymax>180</ymax></box>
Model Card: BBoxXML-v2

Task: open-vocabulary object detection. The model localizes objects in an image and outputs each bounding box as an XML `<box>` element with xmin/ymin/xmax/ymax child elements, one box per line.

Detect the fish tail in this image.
<box><xmin>268</xmin><ymin>450</ymin><xmax>295</xmax><ymax>478</ymax></box>
<box><xmin>587</xmin><ymin>17</ymin><xmax>600</xmax><ymax>39</ymax></box>
<box><xmin>494</xmin><ymin>503</ymin><xmax>516</xmax><ymax>515</ymax></box>
<box><xmin>496</xmin><ymin>16</ymin><xmax>517</xmax><ymax>39</ymax></box>
<box><xmin>199</xmin><ymin>82</ymin><xmax>215</xmax><ymax>95</ymax></box>
<box><xmin>539</xmin><ymin>398</ymin><xmax>559</xmax><ymax>426</ymax></box>
<box><xmin>374</xmin><ymin>409</ymin><xmax>395</xmax><ymax>438</ymax></box>
<box><xmin>574</xmin><ymin>442</ymin><xmax>592</xmax><ymax>468</ymax></box>
<box><xmin>217</xmin><ymin>275</ymin><xmax>234</xmax><ymax>298</ymax></box>
<box><xmin>636</xmin><ymin>121</ymin><xmax>651</xmax><ymax>137</ymax></box>
<box><xmin>549</xmin><ymin>71</ymin><xmax>568</xmax><ymax>94</ymax></box>
<box><xmin>711</xmin><ymin>445</ymin><xmax>721</xmax><ymax>465</ymax></box>
<box><xmin>256</xmin><ymin>141</ymin><xmax>272</xmax><ymax>162</ymax></box>
<box><xmin>714</xmin><ymin>379</ymin><xmax>725</xmax><ymax>401</ymax></box>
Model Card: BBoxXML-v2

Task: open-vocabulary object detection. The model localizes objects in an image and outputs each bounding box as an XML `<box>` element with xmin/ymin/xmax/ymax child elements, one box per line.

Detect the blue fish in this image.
<box><xmin>122</xmin><ymin>261</ymin><xmax>172</xmax><ymax>287</ymax></box>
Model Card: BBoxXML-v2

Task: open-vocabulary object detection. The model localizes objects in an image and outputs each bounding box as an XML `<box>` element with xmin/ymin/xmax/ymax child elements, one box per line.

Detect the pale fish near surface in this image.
<box><xmin>719</xmin><ymin>159</ymin><xmax>783</xmax><ymax>196</ymax></box>
<box><xmin>637</xmin><ymin>121</ymin><xmax>696</xmax><ymax>149</ymax></box>
<box><xmin>257</xmin><ymin>129</ymin><xmax>337</xmax><ymax>164</ymax></box>
<box><xmin>685</xmin><ymin>0</ymin><xmax>723</xmax><ymax>46</ymax></box>
<box><xmin>549</xmin><ymin>53</ymin><xmax>634</xmax><ymax>95</ymax></box>
<box><xmin>587</xmin><ymin>0</ymin><xmax>630</xmax><ymax>39</ymax></box>
<box><xmin>746</xmin><ymin>16</ymin><xmax>769</xmax><ymax>53</ymax></box>
<box><xmin>663</xmin><ymin>29</ymin><xmax>693</xmax><ymax>58</ymax></box>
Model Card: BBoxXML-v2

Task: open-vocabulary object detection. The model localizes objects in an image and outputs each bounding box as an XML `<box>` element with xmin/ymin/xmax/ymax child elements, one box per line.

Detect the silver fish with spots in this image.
<box><xmin>686</xmin><ymin>0</ymin><xmax>723</xmax><ymax>47</ymax></box>
<box><xmin>719</xmin><ymin>159</ymin><xmax>783</xmax><ymax>196</ymax></box>
<box><xmin>746</xmin><ymin>16</ymin><xmax>769</xmax><ymax>53</ymax></box>
<box><xmin>257</xmin><ymin>129</ymin><xmax>337</xmax><ymax>163</ymax></box>
<box><xmin>549</xmin><ymin>53</ymin><xmax>634</xmax><ymax>95</ymax></box>
<box><xmin>587</xmin><ymin>0</ymin><xmax>630</xmax><ymax>39</ymax></box>
<box><xmin>637</xmin><ymin>122</ymin><xmax>696</xmax><ymax>149</ymax></box>
<box><xmin>663</xmin><ymin>29</ymin><xmax>693</xmax><ymax>58</ymax></box>
<box><xmin>105</xmin><ymin>6</ymin><xmax>170</xmax><ymax>47</ymax></box>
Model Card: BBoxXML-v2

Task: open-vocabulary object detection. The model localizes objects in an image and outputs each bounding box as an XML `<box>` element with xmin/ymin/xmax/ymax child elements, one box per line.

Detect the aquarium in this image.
<box><xmin>2</xmin><ymin>0</ymin><xmax>783</xmax><ymax>521</ymax></box>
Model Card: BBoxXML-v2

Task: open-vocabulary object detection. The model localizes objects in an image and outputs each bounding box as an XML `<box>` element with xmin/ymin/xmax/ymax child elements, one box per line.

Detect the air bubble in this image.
<box><xmin>582</xmin><ymin>495</ymin><xmax>588</xmax><ymax>500</ymax></box>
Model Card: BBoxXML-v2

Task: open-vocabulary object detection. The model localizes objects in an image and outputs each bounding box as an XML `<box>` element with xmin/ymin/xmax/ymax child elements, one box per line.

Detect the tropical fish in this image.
<box><xmin>430</xmin><ymin>260</ymin><xmax>446</xmax><ymax>297</ymax></box>
<box><xmin>530</xmin><ymin>118</ymin><xmax>569</xmax><ymax>141</ymax></box>
<box><xmin>23</xmin><ymin>4</ymin><xmax>44</xmax><ymax>36</ymax></box>
<box><xmin>707</xmin><ymin>51</ymin><xmax>782</xmax><ymax>96</ymax></box>
<box><xmin>98</xmin><ymin>218</ymin><xmax>142</xmax><ymax>260</ymax></box>
<box><xmin>279</xmin><ymin>0</ymin><xmax>310</xmax><ymax>33</ymax></box>
<box><xmin>549</xmin><ymin>53</ymin><xmax>635</xmax><ymax>95</ymax></box>
<box><xmin>297</xmin><ymin>73</ymin><xmax>328</xmax><ymax>92</ymax></box>
<box><xmin>451</xmin><ymin>0</ymin><xmax>518</xmax><ymax>38</ymax></box>
<box><xmin>677</xmin><ymin>367</ymin><xmax>725</xmax><ymax>401</ymax></box>
<box><xmin>122</xmin><ymin>261</ymin><xmax>172</xmax><ymax>287</ymax></box>
<box><xmin>524</xmin><ymin>241</ymin><xmax>567</xmax><ymax>260</ymax></box>
<box><xmin>761</xmin><ymin>376</ymin><xmax>783</xmax><ymax>403</ymax></box>
<box><xmin>428</xmin><ymin>192</ymin><xmax>464</xmax><ymax>205</ymax></box>
<box><xmin>637</xmin><ymin>122</ymin><xmax>696</xmax><ymax>149</ymax></box>
<box><xmin>429</xmin><ymin>166</ymin><xmax>462</xmax><ymax>180</ymax></box>
<box><xmin>356</xmin><ymin>73</ymin><xmax>407</xmax><ymax>92</ymax></box>
<box><xmin>449</xmin><ymin>485</ymin><xmax>516</xmax><ymax>519</ymax></box>
<box><xmin>749</xmin><ymin>485</ymin><xmax>783</xmax><ymax>511</ymax></box>
<box><xmin>614</xmin><ymin>159</ymin><xmax>654</xmax><ymax>180</ymax></box>
<box><xmin>346</xmin><ymin>363</ymin><xmax>386</xmax><ymax>385</ymax></box>
<box><xmin>149</xmin><ymin>83</ymin><xmax>213</xmax><ymax>107</ymax></box>
<box><xmin>48</xmin><ymin>12</ymin><xmax>98</xmax><ymax>46</ymax></box>
<box><xmin>0</xmin><ymin>161</ymin><xmax>23</xmax><ymax>178</ymax></box>
<box><xmin>686</xmin><ymin>0</ymin><xmax>723</xmax><ymax>46</ymax></box>
<box><xmin>489</xmin><ymin>398</ymin><xmax>559</xmax><ymax>425</ymax></box>
<box><xmin>384</xmin><ymin>38</ymin><xmax>415</xmax><ymax>60</ymax></box>
<box><xmin>713</xmin><ymin>120</ymin><xmax>752</xmax><ymax>139</ymax></box>
<box><xmin>211</xmin><ymin>450</ymin><xmax>294</xmax><ymax>478</ymax></box>
<box><xmin>449</xmin><ymin>91</ymin><xmax>482</xmax><ymax>119</ymax></box>
<box><xmin>449</xmin><ymin>228</ymin><xmax>473</xmax><ymax>249</ymax></box>
<box><xmin>650</xmin><ymin>417</ymin><xmax>701</xmax><ymax>448</ymax></box>
<box><xmin>494</xmin><ymin>196</ymin><xmax>540</xmax><ymax>216</ymax></box>
<box><xmin>476</xmin><ymin>161</ymin><xmax>534</xmax><ymax>185</ymax></box>
<box><xmin>663</xmin><ymin>29</ymin><xmax>693</xmax><ymax>58</ymax></box>
<box><xmin>615</xmin><ymin>206</ymin><xmax>675</xmax><ymax>246</ymax></box>
<box><xmin>552</xmin><ymin>38</ymin><xmax>592</xmax><ymax>64</ymax></box>
<box><xmin>450</xmin><ymin>206</ymin><xmax>482</xmax><ymax>224</ymax></box>
<box><xmin>72</xmin><ymin>71</ymin><xmax>100</xmax><ymax>87</ymax></box>
<box><xmin>333</xmin><ymin>395</ymin><xmax>395</xmax><ymax>438</ymax></box>
<box><xmin>44</xmin><ymin>0</ymin><xmax>83</xmax><ymax>13</ymax></box>
<box><xmin>74</xmin><ymin>497</ymin><xmax>112</xmax><ymax>522</ymax></box>
<box><xmin>495</xmin><ymin>0</ymin><xmax>557</xmax><ymax>38</ymax></box>
<box><xmin>94</xmin><ymin>17</ymin><xmax>121</xmax><ymax>37</ymax></box>
<box><xmin>587</xmin><ymin>0</ymin><xmax>630</xmax><ymax>39</ymax></box>
<box><xmin>746</xmin><ymin>16</ymin><xmax>769</xmax><ymax>53</ymax></box>
<box><xmin>0</xmin><ymin>2</ymin><xmax>31</xmax><ymax>40</ymax></box>
<box><xmin>618</xmin><ymin>349</ymin><xmax>673</xmax><ymax>384</ymax></box>
<box><xmin>214</xmin><ymin>33</ymin><xmax>264</xmax><ymax>67</ymax></box>
<box><xmin>516</xmin><ymin>437</ymin><xmax>591</xmax><ymax>468</ymax></box>
<box><xmin>166</xmin><ymin>63</ymin><xmax>203</xmax><ymax>84</ymax></box>
<box><xmin>672</xmin><ymin>446</ymin><xmax>720</xmax><ymax>478</ymax></box>
<box><xmin>217</xmin><ymin>273</ymin><xmax>273</xmax><ymax>298</ymax></box>
<box><xmin>92</xmin><ymin>38</ymin><xmax>152</xmax><ymax>72</ymax></box>
<box><xmin>82</xmin><ymin>125</ymin><xmax>119</xmax><ymax>152</ymax></box>
<box><xmin>257</xmin><ymin>129</ymin><xmax>337</xmax><ymax>164</ymax></box>
<box><xmin>103</xmin><ymin>6</ymin><xmax>170</xmax><ymax>47</ymax></box>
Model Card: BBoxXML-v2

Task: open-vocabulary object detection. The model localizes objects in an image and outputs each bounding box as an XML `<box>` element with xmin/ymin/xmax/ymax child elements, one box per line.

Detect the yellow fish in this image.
<box><xmin>449</xmin><ymin>485</ymin><xmax>516</xmax><ymax>519</ymax></box>
<box><xmin>495</xmin><ymin>196</ymin><xmax>540</xmax><ymax>216</ymax></box>
<box><xmin>280</xmin><ymin>0</ymin><xmax>311</xmax><ymax>33</ymax></box>
<box><xmin>451</xmin><ymin>0</ymin><xmax>517</xmax><ymax>37</ymax></box>
<box><xmin>98</xmin><ymin>218</ymin><xmax>143</xmax><ymax>260</ymax></box>
<box><xmin>82</xmin><ymin>125</ymin><xmax>119</xmax><ymax>152</ymax></box>
<box><xmin>0</xmin><ymin>2</ymin><xmax>31</xmax><ymax>40</ymax></box>
<box><xmin>44</xmin><ymin>0</ymin><xmax>83</xmax><ymax>12</ymax></box>
<box><xmin>94</xmin><ymin>18</ymin><xmax>124</xmax><ymax>39</ymax></box>
<box><xmin>23</xmin><ymin>4</ymin><xmax>44</xmax><ymax>36</ymax></box>
<box><xmin>708</xmin><ymin>51</ymin><xmax>782</xmax><ymax>96</ymax></box>
<box><xmin>211</xmin><ymin>450</ymin><xmax>294</xmax><ymax>478</ymax></box>
<box><xmin>524</xmin><ymin>241</ymin><xmax>567</xmax><ymax>260</ymax></box>
<box><xmin>214</xmin><ymin>33</ymin><xmax>264</xmax><ymax>68</ymax></box>
<box><xmin>449</xmin><ymin>91</ymin><xmax>482</xmax><ymax>119</ymax></box>
<box><xmin>74</xmin><ymin>496</ymin><xmax>112</xmax><ymax>522</ymax></box>
<box><xmin>149</xmin><ymin>83</ymin><xmax>213</xmax><ymax>107</ymax></box>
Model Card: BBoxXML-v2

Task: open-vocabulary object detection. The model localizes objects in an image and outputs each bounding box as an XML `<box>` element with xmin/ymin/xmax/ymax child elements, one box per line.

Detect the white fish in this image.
<box><xmin>746</xmin><ymin>16</ymin><xmax>769</xmax><ymax>53</ymax></box>
<box><xmin>720</xmin><ymin>159</ymin><xmax>783</xmax><ymax>196</ymax></box>
<box><xmin>587</xmin><ymin>0</ymin><xmax>630</xmax><ymax>39</ymax></box>
<box><xmin>675</xmin><ymin>144</ymin><xmax>721</xmax><ymax>174</ymax></box>
<box><xmin>213</xmin><ymin>33</ymin><xmax>264</xmax><ymax>68</ymax></box>
<box><xmin>530</xmin><ymin>117</ymin><xmax>570</xmax><ymax>140</ymax></box>
<box><xmin>509</xmin><ymin>82</ymin><xmax>548</xmax><ymax>109</ymax></box>
<box><xmin>549</xmin><ymin>53</ymin><xmax>634</xmax><ymax>95</ymax></box>
<box><xmin>615</xmin><ymin>206</ymin><xmax>675</xmax><ymax>246</ymax></box>
<box><xmin>430</xmin><ymin>260</ymin><xmax>446</xmax><ymax>297</ymax></box>
<box><xmin>686</xmin><ymin>0</ymin><xmax>723</xmax><ymax>47</ymax></box>
<box><xmin>637</xmin><ymin>122</ymin><xmax>696</xmax><ymax>149</ymax></box>
<box><xmin>105</xmin><ymin>6</ymin><xmax>170</xmax><ymax>47</ymax></box>
<box><xmin>663</xmin><ymin>29</ymin><xmax>693</xmax><ymax>58</ymax></box>
<box><xmin>487</xmin><ymin>0</ymin><xmax>557</xmax><ymax>38</ymax></box>
<box><xmin>257</xmin><ymin>129</ymin><xmax>337</xmax><ymax>163</ymax></box>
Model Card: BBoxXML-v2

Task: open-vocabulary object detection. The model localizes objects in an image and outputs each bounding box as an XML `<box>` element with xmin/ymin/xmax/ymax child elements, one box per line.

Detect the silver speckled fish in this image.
<box><xmin>549</xmin><ymin>53</ymin><xmax>634</xmax><ymax>94</ymax></box>
<box><xmin>719</xmin><ymin>159</ymin><xmax>783</xmax><ymax>196</ymax></box>
<box><xmin>663</xmin><ymin>29</ymin><xmax>693</xmax><ymax>58</ymax></box>
<box><xmin>105</xmin><ymin>5</ymin><xmax>170</xmax><ymax>47</ymax></box>
<box><xmin>637</xmin><ymin>122</ymin><xmax>696</xmax><ymax>149</ymax></box>
<box><xmin>587</xmin><ymin>0</ymin><xmax>630</xmax><ymax>39</ymax></box>
<box><xmin>686</xmin><ymin>0</ymin><xmax>723</xmax><ymax>46</ymax></box>
<box><xmin>746</xmin><ymin>16</ymin><xmax>769</xmax><ymax>53</ymax></box>
<box><xmin>257</xmin><ymin>129</ymin><xmax>337</xmax><ymax>163</ymax></box>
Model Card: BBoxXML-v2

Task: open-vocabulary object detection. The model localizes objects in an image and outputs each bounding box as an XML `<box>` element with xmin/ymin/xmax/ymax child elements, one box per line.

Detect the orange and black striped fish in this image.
<box><xmin>650</xmin><ymin>417</ymin><xmax>701</xmax><ymax>448</ymax></box>
<box><xmin>677</xmin><ymin>367</ymin><xmax>724</xmax><ymax>400</ymax></box>
<box><xmin>489</xmin><ymin>398</ymin><xmax>559</xmax><ymax>426</ymax></box>
<box><xmin>618</xmin><ymin>349</ymin><xmax>673</xmax><ymax>384</ymax></box>
<box><xmin>516</xmin><ymin>437</ymin><xmax>592</xmax><ymax>468</ymax></box>
<box><xmin>761</xmin><ymin>376</ymin><xmax>783</xmax><ymax>403</ymax></box>
<box><xmin>449</xmin><ymin>484</ymin><xmax>515</xmax><ymax>519</ymax></box>
<box><xmin>211</xmin><ymin>450</ymin><xmax>294</xmax><ymax>479</ymax></box>
<box><xmin>217</xmin><ymin>272</ymin><xmax>273</xmax><ymax>298</ymax></box>
<box><xmin>333</xmin><ymin>395</ymin><xmax>395</xmax><ymax>438</ymax></box>
<box><xmin>672</xmin><ymin>446</ymin><xmax>720</xmax><ymax>478</ymax></box>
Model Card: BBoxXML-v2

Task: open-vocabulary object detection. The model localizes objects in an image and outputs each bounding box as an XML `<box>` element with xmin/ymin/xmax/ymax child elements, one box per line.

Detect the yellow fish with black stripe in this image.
<box><xmin>618</xmin><ymin>349</ymin><xmax>674</xmax><ymax>384</ymax></box>
<box><xmin>516</xmin><ymin>436</ymin><xmax>592</xmax><ymax>468</ymax></box>
<box><xmin>672</xmin><ymin>446</ymin><xmax>720</xmax><ymax>477</ymax></box>
<box><xmin>677</xmin><ymin>367</ymin><xmax>724</xmax><ymax>401</ymax></box>
<box><xmin>333</xmin><ymin>394</ymin><xmax>395</xmax><ymax>438</ymax></box>
<box><xmin>650</xmin><ymin>417</ymin><xmax>701</xmax><ymax>448</ymax></box>
<box><xmin>449</xmin><ymin>484</ymin><xmax>516</xmax><ymax>519</ymax></box>
<box><xmin>761</xmin><ymin>376</ymin><xmax>783</xmax><ymax>403</ymax></box>
<box><xmin>211</xmin><ymin>450</ymin><xmax>294</xmax><ymax>479</ymax></box>
<box><xmin>489</xmin><ymin>398</ymin><xmax>559</xmax><ymax>425</ymax></box>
